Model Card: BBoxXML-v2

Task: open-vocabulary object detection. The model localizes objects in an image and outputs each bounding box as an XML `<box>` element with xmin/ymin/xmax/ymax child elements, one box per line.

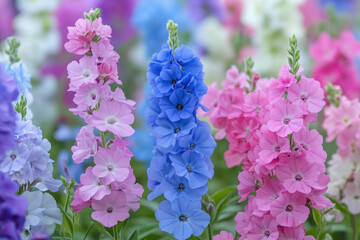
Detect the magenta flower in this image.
<box><xmin>92</xmin><ymin>147</ymin><xmax>130</xmax><ymax>185</ymax></box>
<box><xmin>278</xmin><ymin>226</ymin><xmax>315</xmax><ymax>240</ymax></box>
<box><xmin>248</xmin><ymin>215</ymin><xmax>279</xmax><ymax>240</ymax></box>
<box><xmin>92</xmin><ymin>101</ymin><xmax>135</xmax><ymax>138</ymax></box>
<box><xmin>71</xmin><ymin>126</ymin><xmax>99</xmax><ymax>164</ymax></box>
<box><xmin>258</xmin><ymin>130</ymin><xmax>290</xmax><ymax>165</ymax></box>
<box><xmin>276</xmin><ymin>157</ymin><xmax>319</xmax><ymax>194</ymax></box>
<box><xmin>256</xmin><ymin>178</ymin><xmax>284</xmax><ymax>212</ymax></box>
<box><xmin>237</xmin><ymin>171</ymin><xmax>256</xmax><ymax>202</ymax></box>
<box><xmin>78</xmin><ymin>167</ymin><xmax>111</xmax><ymax>201</ymax></box>
<box><xmin>270</xmin><ymin>192</ymin><xmax>309</xmax><ymax>227</ymax></box>
<box><xmin>267</xmin><ymin>100</ymin><xmax>303</xmax><ymax>137</ymax></box>
<box><xmin>293</xmin><ymin>128</ymin><xmax>326</xmax><ymax>164</ymax></box>
<box><xmin>91</xmin><ymin>191</ymin><xmax>130</xmax><ymax>227</ymax></box>
<box><xmin>67</xmin><ymin>57</ymin><xmax>99</xmax><ymax>91</ymax></box>
<box><xmin>213</xmin><ymin>231</ymin><xmax>233</xmax><ymax>240</ymax></box>
<box><xmin>288</xmin><ymin>77</ymin><xmax>325</xmax><ymax>114</ymax></box>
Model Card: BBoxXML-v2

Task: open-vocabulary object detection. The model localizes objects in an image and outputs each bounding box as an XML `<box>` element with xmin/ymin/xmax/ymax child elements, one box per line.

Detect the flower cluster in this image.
<box><xmin>65</xmin><ymin>10</ymin><xmax>143</xmax><ymax>228</ymax></box>
<box><xmin>0</xmin><ymin>172</ymin><xmax>28</xmax><ymax>240</ymax></box>
<box><xmin>0</xmin><ymin>64</ymin><xmax>18</xmax><ymax>158</ymax></box>
<box><xmin>205</xmin><ymin>44</ymin><xmax>331</xmax><ymax>238</ymax></box>
<box><xmin>323</xmin><ymin>89</ymin><xmax>360</xmax><ymax>214</ymax></box>
<box><xmin>145</xmin><ymin>21</ymin><xmax>216</xmax><ymax>240</ymax></box>
<box><xmin>310</xmin><ymin>30</ymin><xmax>360</xmax><ymax>99</ymax></box>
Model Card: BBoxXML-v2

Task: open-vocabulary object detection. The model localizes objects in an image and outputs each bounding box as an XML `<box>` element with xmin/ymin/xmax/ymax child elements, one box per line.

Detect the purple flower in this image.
<box><xmin>0</xmin><ymin>172</ymin><xmax>28</xmax><ymax>240</ymax></box>
<box><xmin>187</xmin><ymin>0</ymin><xmax>225</xmax><ymax>22</ymax></box>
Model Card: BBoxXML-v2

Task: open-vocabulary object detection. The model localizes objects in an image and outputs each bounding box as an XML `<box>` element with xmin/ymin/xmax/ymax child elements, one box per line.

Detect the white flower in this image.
<box><xmin>22</xmin><ymin>191</ymin><xmax>62</xmax><ymax>239</ymax></box>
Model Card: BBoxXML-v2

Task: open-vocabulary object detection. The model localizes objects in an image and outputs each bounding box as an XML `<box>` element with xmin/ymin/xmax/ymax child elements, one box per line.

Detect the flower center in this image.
<box><xmin>97</xmin><ymin>178</ymin><xmax>103</xmax><ymax>186</ymax></box>
<box><xmin>190</xmin><ymin>143</ymin><xmax>195</xmax><ymax>148</ymax></box>
<box><xmin>300</xmin><ymin>93</ymin><xmax>308</xmax><ymax>102</ymax></box>
<box><xmin>295</xmin><ymin>174</ymin><xmax>303</xmax><ymax>181</ymax></box>
<box><xmin>106</xmin><ymin>207</ymin><xmax>113</xmax><ymax>213</ymax></box>
<box><xmin>186</xmin><ymin>166</ymin><xmax>192</xmax><ymax>173</ymax></box>
<box><xmin>274</xmin><ymin>145</ymin><xmax>281</xmax><ymax>153</ymax></box>
<box><xmin>264</xmin><ymin>230</ymin><xmax>271</xmax><ymax>237</ymax></box>
<box><xmin>176</xmin><ymin>104</ymin><xmax>184</xmax><ymax>110</ymax></box>
<box><xmin>300</xmin><ymin>143</ymin><xmax>309</xmax><ymax>150</ymax></box>
<box><xmin>82</xmin><ymin>70</ymin><xmax>91</xmax><ymax>79</ymax></box>
<box><xmin>178</xmin><ymin>183</ymin><xmax>185</xmax><ymax>191</ymax></box>
<box><xmin>106</xmin><ymin>116</ymin><xmax>118</xmax><ymax>125</ymax></box>
<box><xmin>171</xmin><ymin>80</ymin><xmax>176</xmax><ymax>85</ymax></box>
<box><xmin>285</xmin><ymin>204</ymin><xmax>293</xmax><ymax>212</ymax></box>
<box><xmin>254</xmin><ymin>105</ymin><xmax>261</xmax><ymax>113</ymax></box>
<box><xmin>283</xmin><ymin>117</ymin><xmax>291</xmax><ymax>125</ymax></box>
<box><xmin>107</xmin><ymin>165</ymin><xmax>114</xmax><ymax>172</ymax></box>
<box><xmin>174</xmin><ymin>127</ymin><xmax>180</xmax><ymax>133</ymax></box>
<box><xmin>10</xmin><ymin>154</ymin><xmax>17</xmax><ymax>160</ymax></box>
<box><xmin>178</xmin><ymin>214</ymin><xmax>187</xmax><ymax>222</ymax></box>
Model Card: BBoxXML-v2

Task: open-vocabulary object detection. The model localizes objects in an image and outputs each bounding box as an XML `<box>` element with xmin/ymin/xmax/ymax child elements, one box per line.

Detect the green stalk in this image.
<box><xmin>352</xmin><ymin>214</ymin><xmax>357</xmax><ymax>240</ymax></box>
<box><xmin>208</xmin><ymin>224</ymin><xmax>213</xmax><ymax>240</ymax></box>
<box><xmin>83</xmin><ymin>223</ymin><xmax>94</xmax><ymax>240</ymax></box>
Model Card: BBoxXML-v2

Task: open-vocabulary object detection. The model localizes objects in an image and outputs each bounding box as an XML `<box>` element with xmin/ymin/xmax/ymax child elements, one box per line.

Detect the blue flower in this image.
<box><xmin>54</xmin><ymin>124</ymin><xmax>80</xmax><ymax>142</ymax></box>
<box><xmin>132</xmin><ymin>0</ymin><xmax>191</xmax><ymax>57</ymax></box>
<box><xmin>155</xmin><ymin>199</ymin><xmax>210</xmax><ymax>240</ymax></box>
<box><xmin>159</xmin><ymin>89</ymin><xmax>196</xmax><ymax>121</ymax></box>
<box><xmin>1</xmin><ymin>62</ymin><xmax>31</xmax><ymax>94</ymax></box>
<box><xmin>177</xmin><ymin>122</ymin><xmax>216</xmax><ymax>157</ymax></box>
<box><xmin>154</xmin><ymin>63</ymin><xmax>182</xmax><ymax>96</ymax></box>
<box><xmin>320</xmin><ymin>0</ymin><xmax>355</xmax><ymax>12</ymax></box>
<box><xmin>153</xmin><ymin>117</ymin><xmax>197</xmax><ymax>148</ymax></box>
<box><xmin>174</xmin><ymin>46</ymin><xmax>204</xmax><ymax>79</ymax></box>
<box><xmin>169</xmin><ymin>151</ymin><xmax>211</xmax><ymax>188</ymax></box>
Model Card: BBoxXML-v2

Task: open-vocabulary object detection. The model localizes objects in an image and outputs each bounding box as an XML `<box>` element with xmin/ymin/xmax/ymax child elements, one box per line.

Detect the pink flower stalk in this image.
<box><xmin>205</xmin><ymin>63</ymin><xmax>330</xmax><ymax>238</ymax></box>
<box><xmin>66</xmin><ymin>10</ymin><xmax>143</xmax><ymax>228</ymax></box>
<box><xmin>324</xmin><ymin>92</ymin><xmax>360</xmax><ymax>215</ymax></box>
<box><xmin>310</xmin><ymin>31</ymin><xmax>360</xmax><ymax>99</ymax></box>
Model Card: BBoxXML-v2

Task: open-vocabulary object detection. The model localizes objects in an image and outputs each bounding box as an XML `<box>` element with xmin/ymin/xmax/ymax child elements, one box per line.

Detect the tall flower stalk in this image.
<box><xmin>145</xmin><ymin>20</ymin><xmax>216</xmax><ymax>240</ymax></box>
<box><xmin>205</xmin><ymin>35</ymin><xmax>332</xmax><ymax>239</ymax></box>
<box><xmin>65</xmin><ymin>8</ymin><xmax>143</xmax><ymax>232</ymax></box>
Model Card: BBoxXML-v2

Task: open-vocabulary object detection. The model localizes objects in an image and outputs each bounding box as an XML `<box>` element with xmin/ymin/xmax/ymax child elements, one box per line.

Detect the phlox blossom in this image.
<box><xmin>91</xmin><ymin>191</ymin><xmax>130</xmax><ymax>227</ymax></box>
<box><xmin>67</xmin><ymin>57</ymin><xmax>99</xmax><ymax>91</ymax></box>
<box><xmin>78</xmin><ymin>167</ymin><xmax>111</xmax><ymax>201</ymax></box>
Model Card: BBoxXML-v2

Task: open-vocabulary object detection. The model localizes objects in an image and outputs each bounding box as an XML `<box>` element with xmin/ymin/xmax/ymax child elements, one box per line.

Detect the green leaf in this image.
<box><xmin>211</xmin><ymin>185</ymin><xmax>237</xmax><ymax>205</ymax></box>
<box><xmin>312</xmin><ymin>207</ymin><xmax>322</xmax><ymax>226</ymax></box>
<box><xmin>59</xmin><ymin>207</ymin><xmax>73</xmax><ymax>237</ymax></box>
<box><xmin>127</xmin><ymin>230</ymin><xmax>138</xmax><ymax>240</ymax></box>
<box><xmin>138</xmin><ymin>224</ymin><xmax>162</xmax><ymax>239</ymax></box>
<box><xmin>212</xmin><ymin>189</ymin><xmax>238</xmax><ymax>223</ymax></box>
<box><xmin>93</xmin><ymin>221</ymin><xmax>114</xmax><ymax>240</ymax></box>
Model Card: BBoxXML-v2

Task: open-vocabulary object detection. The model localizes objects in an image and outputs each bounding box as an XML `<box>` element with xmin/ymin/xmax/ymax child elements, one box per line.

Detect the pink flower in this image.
<box><xmin>256</xmin><ymin>178</ymin><xmax>283</xmax><ymax>212</ymax></box>
<box><xmin>91</xmin><ymin>101</ymin><xmax>135</xmax><ymax>138</ymax></box>
<box><xmin>91</xmin><ymin>40</ymin><xmax>120</xmax><ymax>65</ymax></box>
<box><xmin>269</xmin><ymin>65</ymin><xmax>297</xmax><ymax>100</ymax></box>
<box><xmin>65</xmin><ymin>18</ymin><xmax>92</xmax><ymax>54</ymax></box>
<box><xmin>213</xmin><ymin>231</ymin><xmax>234</xmax><ymax>240</ymax></box>
<box><xmin>293</xmin><ymin>128</ymin><xmax>327</xmax><ymax>164</ymax></box>
<box><xmin>224</xmin><ymin>149</ymin><xmax>246</xmax><ymax>168</ymax></box>
<box><xmin>71</xmin><ymin>126</ymin><xmax>99</xmax><ymax>164</ymax></box>
<box><xmin>267</xmin><ymin>100</ymin><xmax>303</xmax><ymax>137</ymax></box>
<box><xmin>91</xmin><ymin>191</ymin><xmax>130</xmax><ymax>227</ymax></box>
<box><xmin>276</xmin><ymin>156</ymin><xmax>319</xmax><ymax>194</ymax></box>
<box><xmin>222</xmin><ymin>65</ymin><xmax>250</xmax><ymax>90</ymax></box>
<box><xmin>258</xmin><ymin>130</ymin><xmax>290</xmax><ymax>165</ymax></box>
<box><xmin>78</xmin><ymin>167</ymin><xmax>111</xmax><ymax>201</ymax></box>
<box><xmin>71</xmin><ymin>186</ymin><xmax>91</xmax><ymax>212</ymax></box>
<box><xmin>237</xmin><ymin>171</ymin><xmax>256</xmax><ymax>202</ymax></box>
<box><xmin>248</xmin><ymin>215</ymin><xmax>279</xmax><ymax>240</ymax></box>
<box><xmin>342</xmin><ymin>179</ymin><xmax>360</xmax><ymax>214</ymax></box>
<box><xmin>65</xmin><ymin>17</ymin><xmax>111</xmax><ymax>55</ymax></box>
<box><xmin>103</xmin><ymin>88</ymin><xmax>136</xmax><ymax>108</ymax></box>
<box><xmin>242</xmin><ymin>90</ymin><xmax>269</xmax><ymax>119</ymax></box>
<box><xmin>323</xmin><ymin>96</ymin><xmax>360</xmax><ymax>141</ymax></box>
<box><xmin>288</xmin><ymin>77</ymin><xmax>325</xmax><ymax>113</ymax></box>
<box><xmin>67</xmin><ymin>57</ymin><xmax>99</xmax><ymax>91</ymax></box>
<box><xmin>278</xmin><ymin>226</ymin><xmax>315</xmax><ymax>240</ymax></box>
<box><xmin>92</xmin><ymin>147</ymin><xmax>130</xmax><ymax>185</ymax></box>
<box><xmin>198</xmin><ymin>82</ymin><xmax>220</xmax><ymax>118</ymax></box>
<box><xmin>270</xmin><ymin>192</ymin><xmax>309</xmax><ymax>227</ymax></box>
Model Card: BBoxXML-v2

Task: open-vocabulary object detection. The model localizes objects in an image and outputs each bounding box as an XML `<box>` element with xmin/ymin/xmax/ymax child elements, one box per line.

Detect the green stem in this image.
<box><xmin>113</xmin><ymin>226</ymin><xmax>118</xmax><ymax>240</ymax></box>
<box><xmin>101</xmin><ymin>131</ymin><xmax>106</xmax><ymax>147</ymax></box>
<box><xmin>352</xmin><ymin>214</ymin><xmax>357</xmax><ymax>240</ymax></box>
<box><xmin>83</xmin><ymin>223</ymin><xmax>94</xmax><ymax>240</ymax></box>
<box><xmin>64</xmin><ymin>186</ymin><xmax>71</xmax><ymax>213</ymax></box>
<box><xmin>208</xmin><ymin>224</ymin><xmax>213</xmax><ymax>240</ymax></box>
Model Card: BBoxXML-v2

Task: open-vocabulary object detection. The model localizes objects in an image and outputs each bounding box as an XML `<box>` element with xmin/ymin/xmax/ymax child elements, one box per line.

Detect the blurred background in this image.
<box><xmin>0</xmin><ymin>0</ymin><xmax>359</xmax><ymax>239</ymax></box>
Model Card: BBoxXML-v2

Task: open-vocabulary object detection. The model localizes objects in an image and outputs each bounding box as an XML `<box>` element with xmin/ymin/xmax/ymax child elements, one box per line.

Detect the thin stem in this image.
<box><xmin>352</xmin><ymin>214</ymin><xmax>357</xmax><ymax>240</ymax></box>
<box><xmin>83</xmin><ymin>223</ymin><xmax>94</xmax><ymax>240</ymax></box>
<box><xmin>64</xmin><ymin>187</ymin><xmax>71</xmax><ymax>213</ymax></box>
<box><xmin>208</xmin><ymin>224</ymin><xmax>213</xmax><ymax>240</ymax></box>
<box><xmin>101</xmin><ymin>131</ymin><xmax>106</xmax><ymax>147</ymax></box>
